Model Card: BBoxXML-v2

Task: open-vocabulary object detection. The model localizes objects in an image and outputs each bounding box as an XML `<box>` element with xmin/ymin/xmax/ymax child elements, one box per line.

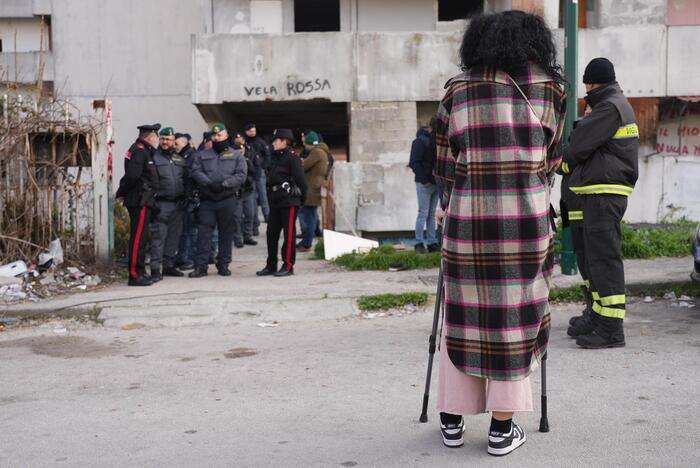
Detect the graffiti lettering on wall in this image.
<box><xmin>244</xmin><ymin>78</ymin><xmax>332</xmax><ymax>98</ymax></box>
<box><xmin>656</xmin><ymin>116</ymin><xmax>700</xmax><ymax>156</ymax></box>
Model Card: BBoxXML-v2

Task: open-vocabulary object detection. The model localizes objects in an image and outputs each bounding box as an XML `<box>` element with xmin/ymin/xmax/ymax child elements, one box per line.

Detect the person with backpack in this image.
<box><xmin>409</xmin><ymin>121</ymin><xmax>439</xmax><ymax>254</ymax></box>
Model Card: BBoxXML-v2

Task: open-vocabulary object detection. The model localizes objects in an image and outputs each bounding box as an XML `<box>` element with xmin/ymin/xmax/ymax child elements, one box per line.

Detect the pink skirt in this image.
<box><xmin>436</xmin><ymin>329</ymin><xmax>533</xmax><ymax>415</ymax></box>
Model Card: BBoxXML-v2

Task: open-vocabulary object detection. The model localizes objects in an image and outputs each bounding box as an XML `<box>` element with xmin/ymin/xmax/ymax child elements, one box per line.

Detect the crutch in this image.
<box><xmin>539</xmin><ymin>351</ymin><xmax>550</xmax><ymax>432</ymax></box>
<box><xmin>419</xmin><ymin>265</ymin><xmax>444</xmax><ymax>423</ymax></box>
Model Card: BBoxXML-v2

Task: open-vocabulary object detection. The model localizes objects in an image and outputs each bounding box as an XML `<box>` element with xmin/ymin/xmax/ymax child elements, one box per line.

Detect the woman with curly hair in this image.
<box><xmin>433</xmin><ymin>11</ymin><xmax>566</xmax><ymax>456</ymax></box>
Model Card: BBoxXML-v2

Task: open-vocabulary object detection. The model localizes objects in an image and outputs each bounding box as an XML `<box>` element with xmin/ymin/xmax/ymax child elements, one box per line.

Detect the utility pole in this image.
<box><xmin>561</xmin><ymin>0</ymin><xmax>579</xmax><ymax>276</ymax></box>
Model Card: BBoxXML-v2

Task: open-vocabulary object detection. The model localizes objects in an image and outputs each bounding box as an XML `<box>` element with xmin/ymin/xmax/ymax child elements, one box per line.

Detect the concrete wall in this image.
<box><xmin>192</xmin><ymin>33</ymin><xmax>354</xmax><ymax>104</ymax></box>
<box><xmin>47</xmin><ymin>0</ymin><xmax>207</xmax><ymax>186</ymax></box>
<box><xmin>0</xmin><ymin>50</ymin><xmax>53</xmax><ymax>82</ymax></box>
<box><xmin>0</xmin><ymin>17</ymin><xmax>43</xmax><ymax>52</ymax></box>
<box><xmin>667</xmin><ymin>26</ymin><xmax>700</xmax><ymax>96</ymax></box>
<box><xmin>596</xmin><ymin>0</ymin><xmax>667</xmax><ymax>27</ymax></box>
<box><xmin>356</xmin><ymin>0</ymin><xmax>436</xmax><ymax>32</ymax></box>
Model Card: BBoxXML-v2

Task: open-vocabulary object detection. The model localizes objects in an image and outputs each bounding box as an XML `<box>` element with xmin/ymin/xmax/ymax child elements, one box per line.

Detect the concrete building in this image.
<box><xmin>2</xmin><ymin>0</ymin><xmax>699</xmax><ymax>239</ymax></box>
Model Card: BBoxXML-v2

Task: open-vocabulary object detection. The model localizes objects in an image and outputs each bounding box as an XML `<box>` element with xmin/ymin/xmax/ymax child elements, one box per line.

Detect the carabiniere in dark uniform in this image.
<box><xmin>116</xmin><ymin>123</ymin><xmax>161</xmax><ymax>287</ymax></box>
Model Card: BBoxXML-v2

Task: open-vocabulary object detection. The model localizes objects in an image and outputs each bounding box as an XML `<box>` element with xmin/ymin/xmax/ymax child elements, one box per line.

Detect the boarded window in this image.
<box><xmin>438</xmin><ymin>0</ymin><xmax>483</xmax><ymax>21</ymax></box>
<box><xmin>295</xmin><ymin>0</ymin><xmax>340</xmax><ymax>32</ymax></box>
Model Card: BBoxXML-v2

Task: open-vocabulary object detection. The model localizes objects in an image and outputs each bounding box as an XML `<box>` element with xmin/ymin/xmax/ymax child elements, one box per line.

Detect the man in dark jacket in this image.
<box><xmin>563</xmin><ymin>58</ymin><xmax>639</xmax><ymax>349</ymax></box>
<box><xmin>149</xmin><ymin>127</ymin><xmax>188</xmax><ymax>282</ymax></box>
<box><xmin>245</xmin><ymin>123</ymin><xmax>271</xmax><ymax>233</ymax></box>
<box><xmin>116</xmin><ymin>123</ymin><xmax>161</xmax><ymax>287</ymax></box>
<box><xmin>256</xmin><ymin>129</ymin><xmax>307</xmax><ymax>277</ymax></box>
<box><xmin>174</xmin><ymin>133</ymin><xmax>197</xmax><ymax>270</ymax></box>
<box><xmin>189</xmin><ymin>123</ymin><xmax>247</xmax><ymax>278</ymax></box>
<box><xmin>409</xmin><ymin>124</ymin><xmax>439</xmax><ymax>253</ymax></box>
<box><xmin>232</xmin><ymin>130</ymin><xmax>260</xmax><ymax>247</ymax></box>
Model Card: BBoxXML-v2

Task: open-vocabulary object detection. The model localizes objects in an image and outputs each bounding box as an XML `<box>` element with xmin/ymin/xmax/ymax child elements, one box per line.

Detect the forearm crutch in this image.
<box><xmin>419</xmin><ymin>266</ymin><xmax>444</xmax><ymax>423</ymax></box>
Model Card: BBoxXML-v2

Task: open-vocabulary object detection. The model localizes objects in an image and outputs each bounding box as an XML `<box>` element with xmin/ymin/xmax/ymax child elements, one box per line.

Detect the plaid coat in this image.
<box><xmin>434</xmin><ymin>64</ymin><xmax>566</xmax><ymax>381</ymax></box>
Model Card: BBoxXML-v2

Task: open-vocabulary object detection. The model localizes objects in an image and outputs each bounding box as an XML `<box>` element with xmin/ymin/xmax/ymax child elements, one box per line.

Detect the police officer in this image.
<box><xmin>174</xmin><ymin>132</ymin><xmax>197</xmax><ymax>270</ymax></box>
<box><xmin>232</xmin><ymin>130</ymin><xmax>259</xmax><ymax>247</ymax></box>
<box><xmin>563</xmin><ymin>58</ymin><xmax>639</xmax><ymax>349</ymax></box>
<box><xmin>244</xmin><ymin>122</ymin><xmax>271</xmax><ymax>234</ymax></box>
<box><xmin>189</xmin><ymin>123</ymin><xmax>247</xmax><ymax>277</ymax></box>
<box><xmin>149</xmin><ymin>127</ymin><xmax>187</xmax><ymax>282</ymax></box>
<box><xmin>256</xmin><ymin>129</ymin><xmax>307</xmax><ymax>278</ymax></box>
<box><xmin>115</xmin><ymin>124</ymin><xmax>161</xmax><ymax>286</ymax></box>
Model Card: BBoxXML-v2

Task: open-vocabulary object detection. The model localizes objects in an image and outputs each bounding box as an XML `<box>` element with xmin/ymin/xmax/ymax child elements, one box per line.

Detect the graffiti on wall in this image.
<box><xmin>656</xmin><ymin>115</ymin><xmax>700</xmax><ymax>156</ymax></box>
<box><xmin>244</xmin><ymin>78</ymin><xmax>332</xmax><ymax>98</ymax></box>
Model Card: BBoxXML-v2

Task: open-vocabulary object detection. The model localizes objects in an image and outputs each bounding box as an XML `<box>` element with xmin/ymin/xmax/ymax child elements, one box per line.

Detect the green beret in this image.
<box><xmin>159</xmin><ymin>127</ymin><xmax>175</xmax><ymax>137</ymax></box>
<box><xmin>211</xmin><ymin>122</ymin><xmax>227</xmax><ymax>134</ymax></box>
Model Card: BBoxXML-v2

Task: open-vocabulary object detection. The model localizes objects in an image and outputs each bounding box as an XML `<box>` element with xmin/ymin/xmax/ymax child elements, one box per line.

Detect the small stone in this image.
<box><xmin>643</xmin><ymin>296</ymin><xmax>653</xmax><ymax>303</ymax></box>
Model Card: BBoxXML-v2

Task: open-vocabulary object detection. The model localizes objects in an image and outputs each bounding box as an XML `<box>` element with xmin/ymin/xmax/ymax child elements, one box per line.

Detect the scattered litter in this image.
<box><xmin>364</xmin><ymin>312</ymin><xmax>387</xmax><ymax>319</ymax></box>
<box><xmin>0</xmin><ymin>284</ymin><xmax>27</xmax><ymax>301</ymax></box>
<box><xmin>48</xmin><ymin>239</ymin><xmax>64</xmax><ymax>266</ymax></box>
<box><xmin>53</xmin><ymin>327</ymin><xmax>68</xmax><ymax>334</ymax></box>
<box><xmin>0</xmin><ymin>260</ymin><xmax>28</xmax><ymax>278</ymax></box>
<box><xmin>643</xmin><ymin>296</ymin><xmax>654</xmax><ymax>303</ymax></box>
<box><xmin>39</xmin><ymin>273</ymin><xmax>57</xmax><ymax>286</ymax></box>
<box><xmin>82</xmin><ymin>275</ymin><xmax>102</xmax><ymax>287</ymax></box>
<box><xmin>66</xmin><ymin>267</ymin><xmax>86</xmax><ymax>279</ymax></box>
<box><xmin>678</xmin><ymin>295</ymin><xmax>692</xmax><ymax>301</ymax></box>
<box><xmin>0</xmin><ymin>317</ymin><xmax>19</xmax><ymax>325</ymax></box>
<box><xmin>75</xmin><ymin>284</ymin><xmax>87</xmax><ymax>290</ymax></box>
<box><xmin>663</xmin><ymin>291</ymin><xmax>677</xmax><ymax>300</ymax></box>
<box><xmin>122</xmin><ymin>323</ymin><xmax>146</xmax><ymax>331</ymax></box>
<box><xmin>388</xmin><ymin>264</ymin><xmax>408</xmax><ymax>272</ymax></box>
<box><xmin>257</xmin><ymin>321</ymin><xmax>280</xmax><ymax>328</ymax></box>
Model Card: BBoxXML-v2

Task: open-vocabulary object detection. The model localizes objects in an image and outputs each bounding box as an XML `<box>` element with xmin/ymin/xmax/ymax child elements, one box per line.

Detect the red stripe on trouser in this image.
<box><xmin>285</xmin><ymin>207</ymin><xmax>296</xmax><ymax>269</ymax></box>
<box><xmin>130</xmin><ymin>207</ymin><xmax>148</xmax><ymax>279</ymax></box>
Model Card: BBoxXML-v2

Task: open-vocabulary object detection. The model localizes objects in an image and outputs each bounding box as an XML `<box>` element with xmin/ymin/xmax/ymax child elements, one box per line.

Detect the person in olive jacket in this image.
<box><xmin>256</xmin><ymin>129</ymin><xmax>307</xmax><ymax>277</ymax></box>
<box><xmin>115</xmin><ymin>123</ymin><xmax>161</xmax><ymax>287</ymax></box>
<box><xmin>297</xmin><ymin>131</ymin><xmax>328</xmax><ymax>252</ymax></box>
<box><xmin>189</xmin><ymin>123</ymin><xmax>247</xmax><ymax>278</ymax></box>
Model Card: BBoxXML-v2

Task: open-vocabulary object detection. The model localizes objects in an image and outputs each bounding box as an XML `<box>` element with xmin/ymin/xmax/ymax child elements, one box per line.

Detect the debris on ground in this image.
<box><xmin>257</xmin><ymin>321</ymin><xmax>280</xmax><ymax>328</ymax></box>
<box><xmin>643</xmin><ymin>296</ymin><xmax>654</xmax><ymax>303</ymax></box>
<box><xmin>0</xmin><ymin>249</ymin><xmax>111</xmax><ymax>304</ymax></box>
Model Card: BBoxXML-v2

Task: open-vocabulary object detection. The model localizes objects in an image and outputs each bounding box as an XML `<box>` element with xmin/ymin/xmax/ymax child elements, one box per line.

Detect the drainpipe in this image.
<box><xmin>561</xmin><ymin>0</ymin><xmax>579</xmax><ymax>276</ymax></box>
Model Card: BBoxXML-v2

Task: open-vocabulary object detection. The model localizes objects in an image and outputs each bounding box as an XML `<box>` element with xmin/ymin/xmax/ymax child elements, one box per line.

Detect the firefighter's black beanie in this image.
<box><xmin>583</xmin><ymin>58</ymin><xmax>616</xmax><ymax>84</ymax></box>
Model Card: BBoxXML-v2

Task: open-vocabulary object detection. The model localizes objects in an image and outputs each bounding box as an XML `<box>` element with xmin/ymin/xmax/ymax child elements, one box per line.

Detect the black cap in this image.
<box><xmin>137</xmin><ymin>123</ymin><xmax>161</xmax><ymax>133</ymax></box>
<box><xmin>174</xmin><ymin>132</ymin><xmax>192</xmax><ymax>140</ymax></box>
<box><xmin>272</xmin><ymin>128</ymin><xmax>294</xmax><ymax>142</ymax></box>
<box><xmin>244</xmin><ymin>122</ymin><xmax>256</xmax><ymax>131</ymax></box>
<box><xmin>583</xmin><ymin>58</ymin><xmax>616</xmax><ymax>85</ymax></box>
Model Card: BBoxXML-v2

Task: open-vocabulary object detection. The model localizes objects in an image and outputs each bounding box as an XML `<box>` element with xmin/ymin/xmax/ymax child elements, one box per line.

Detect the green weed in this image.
<box><xmin>357</xmin><ymin>292</ymin><xmax>429</xmax><ymax>311</ymax></box>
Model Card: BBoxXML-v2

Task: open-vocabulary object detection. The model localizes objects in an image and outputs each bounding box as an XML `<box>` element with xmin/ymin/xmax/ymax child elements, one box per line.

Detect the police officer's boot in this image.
<box><xmin>569</xmin><ymin>287</ymin><xmax>593</xmax><ymax>326</ymax></box>
<box><xmin>274</xmin><ymin>267</ymin><xmax>294</xmax><ymax>277</ymax></box>
<box><xmin>188</xmin><ymin>266</ymin><xmax>208</xmax><ymax>278</ymax></box>
<box><xmin>128</xmin><ymin>275</ymin><xmax>153</xmax><ymax>287</ymax></box>
<box><xmin>576</xmin><ymin>316</ymin><xmax>625</xmax><ymax>349</ymax></box>
<box><xmin>256</xmin><ymin>265</ymin><xmax>277</xmax><ymax>276</ymax></box>
<box><xmin>150</xmin><ymin>268</ymin><xmax>163</xmax><ymax>283</ymax></box>
<box><xmin>217</xmin><ymin>265</ymin><xmax>232</xmax><ymax>276</ymax></box>
<box><xmin>163</xmin><ymin>266</ymin><xmax>185</xmax><ymax>277</ymax></box>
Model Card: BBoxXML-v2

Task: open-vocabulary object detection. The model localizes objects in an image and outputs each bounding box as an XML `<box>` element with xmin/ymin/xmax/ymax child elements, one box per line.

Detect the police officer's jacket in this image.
<box><xmin>267</xmin><ymin>148</ymin><xmax>308</xmax><ymax>208</ymax></box>
<box><xmin>245</xmin><ymin>136</ymin><xmax>271</xmax><ymax>174</ymax></box>
<box><xmin>178</xmin><ymin>145</ymin><xmax>197</xmax><ymax>197</ymax></box>
<box><xmin>240</xmin><ymin>144</ymin><xmax>260</xmax><ymax>194</ymax></box>
<box><xmin>153</xmin><ymin>148</ymin><xmax>186</xmax><ymax>201</ymax></box>
<box><xmin>116</xmin><ymin>139</ymin><xmax>159</xmax><ymax>208</ymax></box>
<box><xmin>563</xmin><ymin>83</ymin><xmax>639</xmax><ymax>197</ymax></box>
<box><xmin>191</xmin><ymin>145</ymin><xmax>247</xmax><ymax>201</ymax></box>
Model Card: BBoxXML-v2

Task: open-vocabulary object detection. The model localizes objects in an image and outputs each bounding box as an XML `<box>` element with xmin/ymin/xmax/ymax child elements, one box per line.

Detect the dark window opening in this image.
<box><xmin>0</xmin><ymin>39</ymin><xmax>3</xmax><ymax>52</ymax></box>
<box><xmin>438</xmin><ymin>0</ymin><xmax>483</xmax><ymax>21</ymax></box>
<box><xmin>294</xmin><ymin>0</ymin><xmax>340</xmax><ymax>32</ymax></box>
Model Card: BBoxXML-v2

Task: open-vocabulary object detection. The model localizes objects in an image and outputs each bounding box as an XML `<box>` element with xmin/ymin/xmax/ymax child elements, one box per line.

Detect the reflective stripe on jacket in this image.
<box><xmin>564</xmin><ymin>83</ymin><xmax>639</xmax><ymax>197</ymax></box>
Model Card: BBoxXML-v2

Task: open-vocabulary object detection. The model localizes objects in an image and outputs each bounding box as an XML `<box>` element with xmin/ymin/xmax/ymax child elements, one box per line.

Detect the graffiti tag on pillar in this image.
<box><xmin>243</xmin><ymin>78</ymin><xmax>332</xmax><ymax>98</ymax></box>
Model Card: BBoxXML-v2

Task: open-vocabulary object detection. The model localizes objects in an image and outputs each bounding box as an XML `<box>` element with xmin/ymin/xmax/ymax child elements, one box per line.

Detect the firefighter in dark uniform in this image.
<box><xmin>189</xmin><ymin>123</ymin><xmax>247</xmax><ymax>278</ymax></box>
<box><xmin>563</xmin><ymin>58</ymin><xmax>639</xmax><ymax>349</ymax></box>
<box><xmin>256</xmin><ymin>129</ymin><xmax>307</xmax><ymax>278</ymax></box>
<box><xmin>116</xmin><ymin>124</ymin><xmax>161</xmax><ymax>286</ymax></box>
<box><xmin>149</xmin><ymin>127</ymin><xmax>187</xmax><ymax>282</ymax></box>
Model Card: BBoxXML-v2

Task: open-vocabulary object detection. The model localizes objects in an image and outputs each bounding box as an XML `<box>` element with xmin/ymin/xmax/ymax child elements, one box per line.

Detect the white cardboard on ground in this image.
<box><xmin>323</xmin><ymin>230</ymin><xmax>379</xmax><ymax>261</ymax></box>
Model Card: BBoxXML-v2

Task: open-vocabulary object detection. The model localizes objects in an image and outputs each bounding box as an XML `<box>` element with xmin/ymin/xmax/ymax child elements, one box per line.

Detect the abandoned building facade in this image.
<box><xmin>2</xmin><ymin>0</ymin><xmax>700</xmax><ymax>247</ymax></box>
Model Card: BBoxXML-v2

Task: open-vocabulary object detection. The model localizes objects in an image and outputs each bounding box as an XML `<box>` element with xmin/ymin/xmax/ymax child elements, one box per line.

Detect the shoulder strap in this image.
<box><xmin>508</xmin><ymin>76</ymin><xmax>555</xmax><ymax>150</ymax></box>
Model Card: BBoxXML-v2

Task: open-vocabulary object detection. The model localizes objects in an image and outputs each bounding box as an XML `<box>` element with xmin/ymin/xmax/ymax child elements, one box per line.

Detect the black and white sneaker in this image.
<box><xmin>440</xmin><ymin>417</ymin><xmax>465</xmax><ymax>448</ymax></box>
<box><xmin>487</xmin><ymin>422</ymin><xmax>526</xmax><ymax>456</ymax></box>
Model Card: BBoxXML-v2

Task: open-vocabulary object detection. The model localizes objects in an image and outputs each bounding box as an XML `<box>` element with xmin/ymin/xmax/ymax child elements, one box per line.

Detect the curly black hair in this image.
<box><xmin>460</xmin><ymin>10</ymin><xmax>565</xmax><ymax>84</ymax></box>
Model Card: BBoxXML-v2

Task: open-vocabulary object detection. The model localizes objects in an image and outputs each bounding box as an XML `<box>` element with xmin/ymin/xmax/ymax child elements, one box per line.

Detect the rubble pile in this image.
<box><xmin>0</xmin><ymin>240</ymin><xmax>108</xmax><ymax>304</ymax></box>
